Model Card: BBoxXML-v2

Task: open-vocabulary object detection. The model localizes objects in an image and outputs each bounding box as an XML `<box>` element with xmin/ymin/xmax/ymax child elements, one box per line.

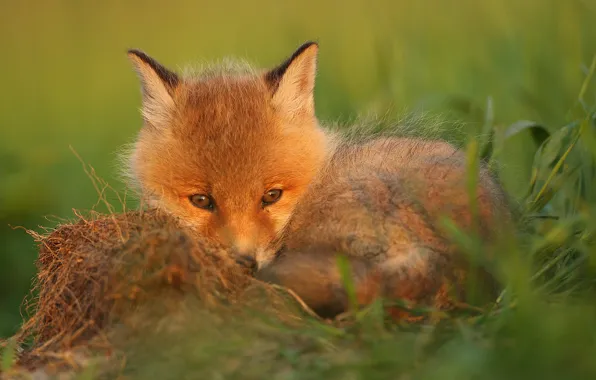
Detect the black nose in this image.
<box><xmin>236</xmin><ymin>254</ymin><xmax>257</xmax><ymax>270</ymax></box>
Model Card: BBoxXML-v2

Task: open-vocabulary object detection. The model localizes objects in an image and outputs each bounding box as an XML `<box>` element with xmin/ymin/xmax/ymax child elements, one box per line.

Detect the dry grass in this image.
<box><xmin>1</xmin><ymin>206</ymin><xmax>479</xmax><ymax>379</ymax></box>
<box><xmin>1</xmin><ymin>209</ymin><xmax>296</xmax><ymax>377</ymax></box>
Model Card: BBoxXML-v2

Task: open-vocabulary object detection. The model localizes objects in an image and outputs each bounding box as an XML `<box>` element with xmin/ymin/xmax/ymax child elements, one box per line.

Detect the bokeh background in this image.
<box><xmin>1</xmin><ymin>0</ymin><xmax>595</xmax><ymax>337</ymax></box>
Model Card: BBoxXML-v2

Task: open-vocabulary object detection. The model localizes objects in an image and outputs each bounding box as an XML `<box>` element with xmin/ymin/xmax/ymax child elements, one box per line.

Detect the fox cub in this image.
<box><xmin>125</xmin><ymin>42</ymin><xmax>511</xmax><ymax>318</ymax></box>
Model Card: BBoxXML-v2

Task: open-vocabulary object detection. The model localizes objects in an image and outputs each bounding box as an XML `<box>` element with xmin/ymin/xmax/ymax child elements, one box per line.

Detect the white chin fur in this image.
<box><xmin>255</xmin><ymin>248</ymin><xmax>276</xmax><ymax>270</ymax></box>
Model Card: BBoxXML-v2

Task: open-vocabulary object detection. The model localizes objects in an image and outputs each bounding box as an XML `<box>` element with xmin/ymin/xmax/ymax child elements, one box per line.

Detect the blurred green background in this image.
<box><xmin>0</xmin><ymin>0</ymin><xmax>594</xmax><ymax>337</ymax></box>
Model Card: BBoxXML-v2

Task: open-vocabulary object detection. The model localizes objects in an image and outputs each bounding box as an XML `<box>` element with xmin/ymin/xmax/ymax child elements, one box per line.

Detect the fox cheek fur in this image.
<box><xmin>123</xmin><ymin>42</ymin><xmax>334</xmax><ymax>258</ymax></box>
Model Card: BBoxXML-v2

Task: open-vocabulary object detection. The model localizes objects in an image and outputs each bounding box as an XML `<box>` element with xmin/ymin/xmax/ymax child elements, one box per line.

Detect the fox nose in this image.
<box><xmin>235</xmin><ymin>254</ymin><xmax>257</xmax><ymax>270</ymax></box>
<box><xmin>232</xmin><ymin>236</ymin><xmax>256</xmax><ymax>257</ymax></box>
<box><xmin>219</xmin><ymin>226</ymin><xmax>258</xmax><ymax>269</ymax></box>
<box><xmin>231</xmin><ymin>238</ymin><xmax>257</xmax><ymax>270</ymax></box>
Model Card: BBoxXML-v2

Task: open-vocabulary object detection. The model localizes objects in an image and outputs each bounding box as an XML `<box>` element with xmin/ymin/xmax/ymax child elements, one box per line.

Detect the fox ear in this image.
<box><xmin>264</xmin><ymin>41</ymin><xmax>319</xmax><ymax>119</ymax></box>
<box><xmin>127</xmin><ymin>49</ymin><xmax>179</xmax><ymax>128</ymax></box>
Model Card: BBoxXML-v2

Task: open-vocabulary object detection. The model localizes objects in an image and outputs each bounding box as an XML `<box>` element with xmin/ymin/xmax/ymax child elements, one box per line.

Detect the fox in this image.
<box><xmin>124</xmin><ymin>41</ymin><xmax>512</xmax><ymax>319</ymax></box>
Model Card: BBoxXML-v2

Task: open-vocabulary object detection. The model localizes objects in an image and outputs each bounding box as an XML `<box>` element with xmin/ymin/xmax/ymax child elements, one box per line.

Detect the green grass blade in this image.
<box><xmin>336</xmin><ymin>254</ymin><xmax>360</xmax><ymax>314</ymax></box>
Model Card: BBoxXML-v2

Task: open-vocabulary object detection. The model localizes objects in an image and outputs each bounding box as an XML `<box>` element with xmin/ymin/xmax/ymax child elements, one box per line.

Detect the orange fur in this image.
<box><xmin>126</xmin><ymin>43</ymin><xmax>333</xmax><ymax>257</ymax></box>
<box><xmin>259</xmin><ymin>136</ymin><xmax>510</xmax><ymax>318</ymax></box>
<box><xmin>124</xmin><ymin>43</ymin><xmax>512</xmax><ymax>319</ymax></box>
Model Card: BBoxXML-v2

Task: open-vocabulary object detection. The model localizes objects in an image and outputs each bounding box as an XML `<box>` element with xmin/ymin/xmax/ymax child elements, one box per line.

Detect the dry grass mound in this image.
<box><xmin>2</xmin><ymin>210</ymin><xmax>302</xmax><ymax>378</ymax></box>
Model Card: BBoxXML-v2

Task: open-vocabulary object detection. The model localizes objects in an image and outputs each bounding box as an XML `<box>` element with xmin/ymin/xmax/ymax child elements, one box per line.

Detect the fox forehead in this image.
<box><xmin>141</xmin><ymin>131</ymin><xmax>306</xmax><ymax>199</ymax></box>
<box><xmin>147</xmin><ymin>75</ymin><xmax>318</xmax><ymax>188</ymax></box>
<box><xmin>145</xmin><ymin>77</ymin><xmax>276</xmax><ymax>180</ymax></box>
<box><xmin>175</xmin><ymin>76</ymin><xmax>275</xmax><ymax>138</ymax></box>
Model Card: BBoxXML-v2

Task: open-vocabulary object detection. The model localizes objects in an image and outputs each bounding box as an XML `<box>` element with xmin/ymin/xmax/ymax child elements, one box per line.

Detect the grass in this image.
<box><xmin>1</xmin><ymin>0</ymin><xmax>596</xmax><ymax>378</ymax></box>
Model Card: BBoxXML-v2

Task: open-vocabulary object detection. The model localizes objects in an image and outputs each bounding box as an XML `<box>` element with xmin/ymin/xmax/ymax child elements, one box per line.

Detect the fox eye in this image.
<box><xmin>262</xmin><ymin>189</ymin><xmax>282</xmax><ymax>206</ymax></box>
<box><xmin>189</xmin><ymin>194</ymin><xmax>214</xmax><ymax>210</ymax></box>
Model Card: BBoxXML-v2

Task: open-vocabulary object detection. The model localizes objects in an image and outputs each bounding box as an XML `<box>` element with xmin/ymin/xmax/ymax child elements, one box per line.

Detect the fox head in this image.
<box><xmin>125</xmin><ymin>42</ymin><xmax>333</xmax><ymax>267</ymax></box>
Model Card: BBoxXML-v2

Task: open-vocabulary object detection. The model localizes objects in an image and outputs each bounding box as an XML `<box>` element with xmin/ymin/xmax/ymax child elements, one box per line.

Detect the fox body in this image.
<box><xmin>125</xmin><ymin>42</ymin><xmax>511</xmax><ymax>318</ymax></box>
<box><xmin>258</xmin><ymin>137</ymin><xmax>509</xmax><ymax>317</ymax></box>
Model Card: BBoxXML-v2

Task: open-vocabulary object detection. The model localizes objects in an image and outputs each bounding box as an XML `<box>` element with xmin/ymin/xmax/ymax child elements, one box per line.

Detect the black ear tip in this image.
<box><xmin>264</xmin><ymin>40</ymin><xmax>320</xmax><ymax>92</ymax></box>
<box><xmin>302</xmin><ymin>41</ymin><xmax>319</xmax><ymax>48</ymax></box>
<box><xmin>294</xmin><ymin>41</ymin><xmax>319</xmax><ymax>55</ymax></box>
<box><xmin>125</xmin><ymin>49</ymin><xmax>180</xmax><ymax>88</ymax></box>
<box><xmin>127</xmin><ymin>49</ymin><xmax>150</xmax><ymax>61</ymax></box>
